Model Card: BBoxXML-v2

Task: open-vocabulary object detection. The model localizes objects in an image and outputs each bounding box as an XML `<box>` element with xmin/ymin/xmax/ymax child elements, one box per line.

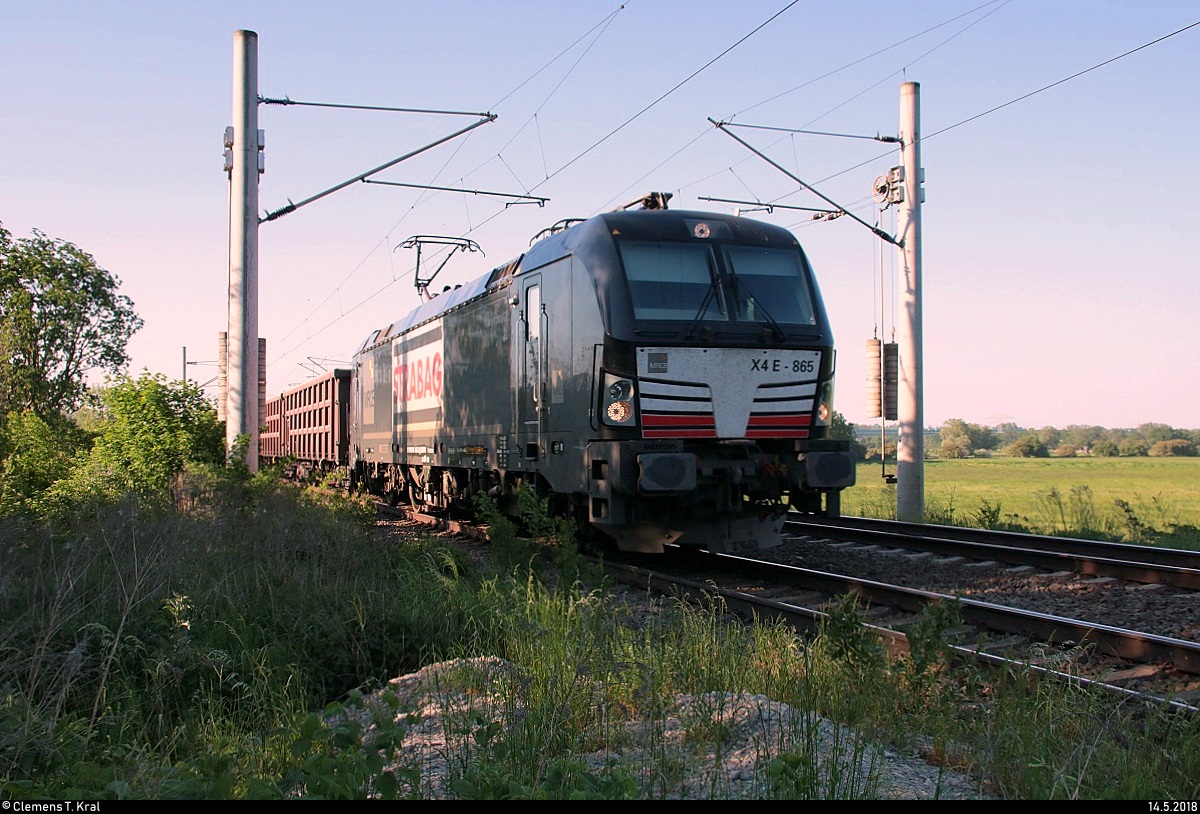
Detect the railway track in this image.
<box><xmin>786</xmin><ymin>514</ymin><xmax>1200</xmax><ymax>589</ymax></box>
<box><xmin>385</xmin><ymin>504</ymin><xmax>1200</xmax><ymax>712</ymax></box>
<box><xmin>765</xmin><ymin>517</ymin><xmax>1200</xmax><ymax>649</ymax></box>
<box><xmin>603</xmin><ymin>549</ymin><xmax>1200</xmax><ymax>709</ymax></box>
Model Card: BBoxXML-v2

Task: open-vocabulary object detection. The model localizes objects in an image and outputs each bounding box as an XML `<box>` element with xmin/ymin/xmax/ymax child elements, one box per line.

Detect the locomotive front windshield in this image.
<box><xmin>721</xmin><ymin>245</ymin><xmax>817</xmax><ymax>326</ymax></box>
<box><xmin>619</xmin><ymin>241</ymin><xmax>727</xmax><ymax>322</ymax></box>
<box><xmin>617</xmin><ymin>239</ymin><xmax>817</xmax><ymax>329</ymax></box>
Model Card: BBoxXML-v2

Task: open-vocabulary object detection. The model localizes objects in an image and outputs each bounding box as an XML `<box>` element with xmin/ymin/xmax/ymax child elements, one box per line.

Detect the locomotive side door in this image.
<box><xmin>518</xmin><ymin>275</ymin><xmax>545</xmax><ymax>463</ymax></box>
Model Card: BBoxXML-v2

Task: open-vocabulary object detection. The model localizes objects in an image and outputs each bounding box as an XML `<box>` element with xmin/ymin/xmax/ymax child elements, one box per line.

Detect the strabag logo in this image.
<box><xmin>394</xmin><ymin>351</ymin><xmax>442</xmax><ymax>405</ymax></box>
<box><xmin>392</xmin><ymin>326</ymin><xmax>444</xmax><ymax>413</ymax></box>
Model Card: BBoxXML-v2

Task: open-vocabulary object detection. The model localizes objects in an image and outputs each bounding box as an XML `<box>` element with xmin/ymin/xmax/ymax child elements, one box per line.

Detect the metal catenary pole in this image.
<box><xmin>227</xmin><ymin>29</ymin><xmax>260</xmax><ymax>472</ymax></box>
<box><xmin>896</xmin><ymin>81</ymin><xmax>925</xmax><ymax>521</ymax></box>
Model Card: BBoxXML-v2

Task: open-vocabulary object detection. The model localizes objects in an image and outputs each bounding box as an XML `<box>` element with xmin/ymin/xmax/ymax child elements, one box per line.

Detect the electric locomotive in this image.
<box><xmin>339</xmin><ymin>193</ymin><xmax>855</xmax><ymax>553</ymax></box>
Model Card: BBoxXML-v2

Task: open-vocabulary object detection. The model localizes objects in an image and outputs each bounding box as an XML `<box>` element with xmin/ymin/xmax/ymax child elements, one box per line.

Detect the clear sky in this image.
<box><xmin>3</xmin><ymin>1</ymin><xmax>1197</xmax><ymax>431</ymax></box>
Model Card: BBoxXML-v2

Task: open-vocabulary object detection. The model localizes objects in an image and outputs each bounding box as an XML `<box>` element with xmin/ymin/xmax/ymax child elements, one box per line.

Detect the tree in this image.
<box><xmin>828</xmin><ymin>411</ymin><xmax>867</xmax><ymax>461</ymax></box>
<box><xmin>1004</xmin><ymin>434</ymin><xmax>1049</xmax><ymax>458</ymax></box>
<box><xmin>1118</xmin><ymin>438</ymin><xmax>1150</xmax><ymax>457</ymax></box>
<box><xmin>1063</xmin><ymin>424</ymin><xmax>1105</xmax><ymax>450</ymax></box>
<box><xmin>939</xmin><ymin>419</ymin><xmax>973</xmax><ymax>459</ymax></box>
<box><xmin>1036</xmin><ymin>426</ymin><xmax>1062</xmax><ymax>448</ymax></box>
<box><xmin>1134</xmin><ymin>423</ymin><xmax>1186</xmax><ymax>445</ymax></box>
<box><xmin>970</xmin><ymin>422</ymin><xmax>998</xmax><ymax>452</ymax></box>
<box><xmin>82</xmin><ymin>373</ymin><xmax>224</xmax><ymax>496</ymax></box>
<box><xmin>0</xmin><ymin>225</ymin><xmax>143</xmax><ymax>417</ymax></box>
<box><xmin>938</xmin><ymin>418</ymin><xmax>996</xmax><ymax>458</ymax></box>
<box><xmin>1102</xmin><ymin>427</ymin><xmax>1130</xmax><ymax>449</ymax></box>
<box><xmin>866</xmin><ymin>438</ymin><xmax>898</xmax><ymax>461</ymax></box>
<box><xmin>992</xmin><ymin>422</ymin><xmax>1024</xmax><ymax>447</ymax></box>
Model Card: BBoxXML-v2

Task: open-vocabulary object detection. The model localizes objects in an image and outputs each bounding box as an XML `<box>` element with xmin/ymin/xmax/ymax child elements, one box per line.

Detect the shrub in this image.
<box><xmin>1003</xmin><ymin>435</ymin><xmax>1048</xmax><ymax>458</ymax></box>
<box><xmin>939</xmin><ymin>437</ymin><xmax>971</xmax><ymax>459</ymax></box>
<box><xmin>1149</xmin><ymin>439</ymin><xmax>1196</xmax><ymax>457</ymax></box>
<box><xmin>1118</xmin><ymin>438</ymin><xmax>1150</xmax><ymax>457</ymax></box>
<box><xmin>0</xmin><ymin>410</ymin><xmax>91</xmax><ymax>515</ymax></box>
<box><xmin>36</xmin><ymin>373</ymin><xmax>225</xmax><ymax>516</ymax></box>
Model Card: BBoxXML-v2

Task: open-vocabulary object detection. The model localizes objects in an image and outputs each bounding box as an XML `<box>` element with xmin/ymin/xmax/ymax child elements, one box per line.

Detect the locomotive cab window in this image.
<box><xmin>721</xmin><ymin>246</ymin><xmax>817</xmax><ymax>326</ymax></box>
<box><xmin>617</xmin><ymin>241</ymin><xmax>724</xmax><ymax>322</ymax></box>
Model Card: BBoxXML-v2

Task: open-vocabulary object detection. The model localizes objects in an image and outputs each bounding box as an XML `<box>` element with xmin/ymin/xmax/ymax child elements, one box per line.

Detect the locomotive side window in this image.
<box><xmin>525</xmin><ymin>283</ymin><xmax>541</xmax><ymax>406</ymax></box>
<box><xmin>526</xmin><ymin>285</ymin><xmax>541</xmax><ymax>341</ymax></box>
<box><xmin>618</xmin><ymin>241</ymin><xmax>723</xmax><ymax>322</ymax></box>
<box><xmin>721</xmin><ymin>246</ymin><xmax>817</xmax><ymax>326</ymax></box>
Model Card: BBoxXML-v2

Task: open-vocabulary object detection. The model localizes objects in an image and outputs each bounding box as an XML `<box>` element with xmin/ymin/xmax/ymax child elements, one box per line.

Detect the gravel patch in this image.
<box><xmin>369</xmin><ymin>515</ymin><xmax>1001</xmax><ymax>799</ymax></box>
<box><xmin>760</xmin><ymin>534</ymin><xmax>1200</xmax><ymax>644</ymax></box>
<box><xmin>348</xmin><ymin>656</ymin><xmax>999</xmax><ymax>800</ymax></box>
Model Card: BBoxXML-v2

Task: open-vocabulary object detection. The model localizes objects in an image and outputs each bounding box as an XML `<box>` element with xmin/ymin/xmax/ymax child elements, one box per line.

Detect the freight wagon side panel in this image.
<box><xmin>260</xmin><ymin>395</ymin><xmax>283</xmax><ymax>459</ymax></box>
<box><xmin>334</xmin><ymin>371</ymin><xmax>350</xmax><ymax>464</ymax></box>
<box><xmin>283</xmin><ymin>370</ymin><xmax>347</xmax><ymax>465</ymax></box>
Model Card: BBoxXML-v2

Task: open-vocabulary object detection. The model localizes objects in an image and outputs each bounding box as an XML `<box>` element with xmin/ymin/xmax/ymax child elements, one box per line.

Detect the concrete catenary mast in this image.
<box><xmin>226</xmin><ymin>29</ymin><xmax>261</xmax><ymax>471</ymax></box>
<box><xmin>896</xmin><ymin>81</ymin><xmax>925</xmax><ymax>521</ymax></box>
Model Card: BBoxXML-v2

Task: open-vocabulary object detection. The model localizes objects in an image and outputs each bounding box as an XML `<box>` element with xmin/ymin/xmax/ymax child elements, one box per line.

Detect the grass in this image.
<box><xmin>2</xmin><ymin>475</ymin><xmax>1199</xmax><ymax>799</ymax></box>
<box><xmin>845</xmin><ymin>457</ymin><xmax>1200</xmax><ymax>548</ymax></box>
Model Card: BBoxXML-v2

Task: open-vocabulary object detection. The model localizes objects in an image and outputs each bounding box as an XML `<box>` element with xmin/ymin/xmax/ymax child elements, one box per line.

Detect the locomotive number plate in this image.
<box><xmin>637</xmin><ymin>347</ymin><xmax>822</xmax><ymax>383</ymax></box>
<box><xmin>748</xmin><ymin>350</ymin><xmax>820</xmax><ymax>378</ymax></box>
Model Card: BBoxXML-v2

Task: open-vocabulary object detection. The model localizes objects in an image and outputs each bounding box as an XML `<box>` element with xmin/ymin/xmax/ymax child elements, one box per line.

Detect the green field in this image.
<box><xmin>841</xmin><ymin>457</ymin><xmax>1200</xmax><ymax>546</ymax></box>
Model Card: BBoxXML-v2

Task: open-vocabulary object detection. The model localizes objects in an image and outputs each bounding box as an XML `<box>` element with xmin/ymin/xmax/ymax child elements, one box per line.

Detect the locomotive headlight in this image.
<box><xmin>608</xmin><ymin>380</ymin><xmax>631</xmax><ymax>401</ymax></box>
<box><xmin>601</xmin><ymin>373</ymin><xmax>637</xmax><ymax>426</ymax></box>
<box><xmin>607</xmin><ymin>400</ymin><xmax>634</xmax><ymax>423</ymax></box>
<box><xmin>814</xmin><ymin>380</ymin><xmax>835</xmax><ymax>426</ymax></box>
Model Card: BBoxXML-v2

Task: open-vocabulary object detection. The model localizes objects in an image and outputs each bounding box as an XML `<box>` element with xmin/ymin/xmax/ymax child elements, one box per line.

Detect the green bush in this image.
<box><xmin>86</xmin><ymin>373</ymin><xmax>224</xmax><ymax>493</ymax></box>
<box><xmin>0</xmin><ymin>410</ymin><xmax>91</xmax><ymax>515</ymax></box>
<box><xmin>31</xmin><ymin>373</ymin><xmax>224</xmax><ymax>518</ymax></box>
<box><xmin>1149</xmin><ymin>439</ymin><xmax>1196</xmax><ymax>457</ymax></box>
<box><xmin>1118</xmin><ymin>438</ymin><xmax>1149</xmax><ymax>457</ymax></box>
<box><xmin>1003</xmin><ymin>435</ymin><xmax>1049</xmax><ymax>458</ymax></box>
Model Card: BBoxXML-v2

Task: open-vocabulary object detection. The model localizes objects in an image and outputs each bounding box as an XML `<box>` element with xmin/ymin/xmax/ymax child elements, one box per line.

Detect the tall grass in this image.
<box><xmin>2</xmin><ymin>477</ymin><xmax>1198</xmax><ymax>799</ymax></box>
<box><xmin>0</xmin><ymin>476</ymin><xmax>487</xmax><ymax>797</ymax></box>
<box><xmin>845</xmin><ymin>459</ymin><xmax>1200</xmax><ymax>549</ymax></box>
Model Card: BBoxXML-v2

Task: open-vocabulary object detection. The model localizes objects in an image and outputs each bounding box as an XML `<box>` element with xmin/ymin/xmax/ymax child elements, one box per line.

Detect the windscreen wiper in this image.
<box><xmin>684</xmin><ymin>271</ymin><xmax>722</xmax><ymax>341</ymax></box>
<box><xmin>729</xmin><ymin>272</ymin><xmax>785</xmax><ymax>342</ymax></box>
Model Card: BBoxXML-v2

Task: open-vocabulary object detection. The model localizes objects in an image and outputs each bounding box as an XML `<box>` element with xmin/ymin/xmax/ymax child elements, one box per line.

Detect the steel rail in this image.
<box><xmin>787</xmin><ymin>515</ymin><xmax>1200</xmax><ymax>590</ymax></box>
<box><xmin>602</xmin><ymin>556</ymin><xmax>1200</xmax><ymax>712</ymax></box>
